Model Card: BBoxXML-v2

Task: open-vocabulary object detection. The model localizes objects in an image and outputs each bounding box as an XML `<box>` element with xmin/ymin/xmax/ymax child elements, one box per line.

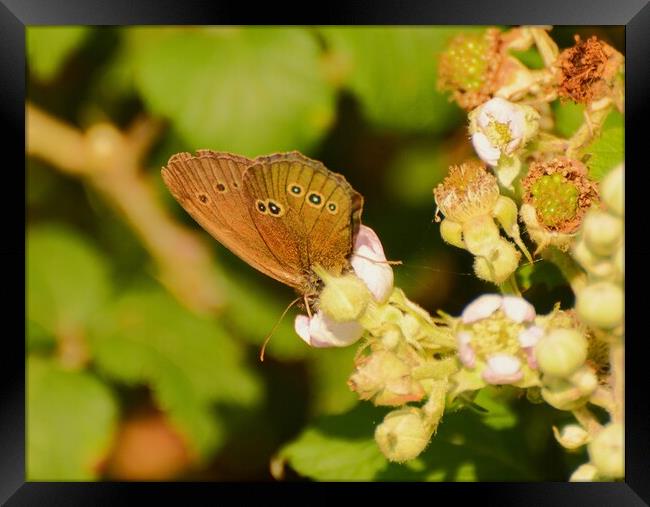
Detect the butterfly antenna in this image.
<box><xmin>259</xmin><ymin>297</ymin><xmax>302</xmax><ymax>362</ymax></box>
<box><xmin>353</xmin><ymin>253</ymin><xmax>403</xmax><ymax>266</ymax></box>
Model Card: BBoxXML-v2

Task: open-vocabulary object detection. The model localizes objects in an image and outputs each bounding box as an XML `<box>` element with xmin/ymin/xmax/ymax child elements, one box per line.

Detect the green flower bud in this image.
<box><xmin>463</xmin><ymin>215</ymin><xmax>501</xmax><ymax>256</ymax></box>
<box><xmin>572</xmin><ymin>239</ymin><xmax>615</xmax><ymax>278</ymax></box>
<box><xmin>535</xmin><ymin>328</ymin><xmax>588</xmax><ymax>378</ymax></box>
<box><xmin>569</xmin><ymin>365</ymin><xmax>598</xmax><ymax>397</ymax></box>
<box><xmin>473</xmin><ymin>238</ymin><xmax>521</xmax><ymax>284</ymax></box>
<box><xmin>439</xmin><ymin>218</ymin><xmax>465</xmax><ymax>250</ymax></box>
<box><xmin>570</xmin><ymin>463</ymin><xmax>599</xmax><ymax>482</ymax></box>
<box><xmin>541</xmin><ymin>377</ymin><xmax>590</xmax><ymax>411</ymax></box>
<box><xmin>317</xmin><ymin>269</ymin><xmax>371</xmax><ymax>322</ymax></box>
<box><xmin>601</xmin><ymin>164</ymin><xmax>623</xmax><ymax>217</ymax></box>
<box><xmin>553</xmin><ymin>424</ymin><xmax>590</xmax><ymax>450</ymax></box>
<box><xmin>576</xmin><ymin>282</ymin><xmax>624</xmax><ymax>329</ymax></box>
<box><xmin>588</xmin><ymin>423</ymin><xmax>624</xmax><ymax>479</ymax></box>
<box><xmin>582</xmin><ymin>211</ymin><xmax>622</xmax><ymax>257</ymax></box>
<box><xmin>375</xmin><ymin>407</ymin><xmax>433</xmax><ymax>462</ymax></box>
<box><xmin>614</xmin><ymin>244</ymin><xmax>624</xmax><ymax>280</ymax></box>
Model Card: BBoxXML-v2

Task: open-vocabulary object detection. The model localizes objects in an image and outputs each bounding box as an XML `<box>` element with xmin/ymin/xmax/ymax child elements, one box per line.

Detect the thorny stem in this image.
<box><xmin>26</xmin><ymin>103</ymin><xmax>225</xmax><ymax>315</ymax></box>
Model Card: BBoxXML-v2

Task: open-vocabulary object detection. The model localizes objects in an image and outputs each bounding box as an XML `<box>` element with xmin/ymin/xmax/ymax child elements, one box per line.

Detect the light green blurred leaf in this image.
<box><xmin>220</xmin><ymin>273</ymin><xmax>309</xmax><ymax>361</ymax></box>
<box><xmin>509</xmin><ymin>47</ymin><xmax>545</xmax><ymax>70</ymax></box>
<box><xmin>87</xmin><ymin>284</ymin><xmax>261</xmax><ymax>458</ymax></box>
<box><xmin>385</xmin><ymin>144</ymin><xmax>449</xmax><ymax>205</ymax></box>
<box><xmin>27</xmin><ymin>356</ymin><xmax>118</xmax><ymax>480</ymax></box>
<box><xmin>321</xmin><ymin>27</ymin><xmax>466</xmax><ymax>133</ymax></box>
<box><xmin>282</xmin><ymin>398</ymin><xmax>538</xmax><ymax>481</ymax></box>
<box><xmin>307</xmin><ymin>346</ymin><xmax>358</xmax><ymax>416</ymax></box>
<box><xmin>127</xmin><ymin>27</ymin><xmax>336</xmax><ymax>157</ymax></box>
<box><xmin>580</xmin><ymin>110</ymin><xmax>624</xmax><ymax>181</ymax></box>
<box><xmin>27</xmin><ymin>26</ymin><xmax>90</xmax><ymax>80</ymax></box>
<box><xmin>27</xmin><ymin>224</ymin><xmax>111</xmax><ymax>339</ymax></box>
<box><xmin>553</xmin><ymin>101</ymin><xmax>585</xmax><ymax>138</ymax></box>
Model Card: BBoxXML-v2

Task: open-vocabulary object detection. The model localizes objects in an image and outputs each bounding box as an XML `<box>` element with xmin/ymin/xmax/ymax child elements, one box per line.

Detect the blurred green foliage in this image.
<box><xmin>26</xmin><ymin>25</ymin><xmax>621</xmax><ymax>481</ymax></box>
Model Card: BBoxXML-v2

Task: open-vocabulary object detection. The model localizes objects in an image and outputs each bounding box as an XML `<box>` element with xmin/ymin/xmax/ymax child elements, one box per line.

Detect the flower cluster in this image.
<box><xmin>434</xmin><ymin>160</ymin><xmax>530</xmax><ymax>285</ymax></box>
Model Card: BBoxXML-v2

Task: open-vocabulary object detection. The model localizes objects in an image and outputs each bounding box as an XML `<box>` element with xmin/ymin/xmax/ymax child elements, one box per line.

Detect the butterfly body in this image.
<box><xmin>162</xmin><ymin>150</ymin><xmax>363</xmax><ymax>306</ymax></box>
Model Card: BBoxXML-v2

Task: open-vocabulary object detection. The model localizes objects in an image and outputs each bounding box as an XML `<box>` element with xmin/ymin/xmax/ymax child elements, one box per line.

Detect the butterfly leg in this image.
<box><xmin>304</xmin><ymin>294</ymin><xmax>313</xmax><ymax>319</ymax></box>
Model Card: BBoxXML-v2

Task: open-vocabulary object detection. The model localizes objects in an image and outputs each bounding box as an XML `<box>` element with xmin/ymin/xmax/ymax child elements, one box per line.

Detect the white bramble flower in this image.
<box><xmin>294</xmin><ymin>225</ymin><xmax>394</xmax><ymax>348</ymax></box>
<box><xmin>455</xmin><ymin>294</ymin><xmax>540</xmax><ymax>385</ymax></box>
<box><xmin>469</xmin><ymin>97</ymin><xmax>540</xmax><ymax>167</ymax></box>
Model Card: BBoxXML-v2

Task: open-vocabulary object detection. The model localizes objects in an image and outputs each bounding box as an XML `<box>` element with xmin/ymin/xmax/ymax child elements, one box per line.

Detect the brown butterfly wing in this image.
<box><xmin>242</xmin><ymin>152</ymin><xmax>363</xmax><ymax>292</ymax></box>
<box><xmin>161</xmin><ymin>150</ymin><xmax>303</xmax><ymax>289</ymax></box>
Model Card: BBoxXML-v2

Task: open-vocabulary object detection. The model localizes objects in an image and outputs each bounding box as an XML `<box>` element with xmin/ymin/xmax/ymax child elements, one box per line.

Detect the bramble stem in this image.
<box><xmin>26</xmin><ymin>103</ymin><xmax>225</xmax><ymax>315</ymax></box>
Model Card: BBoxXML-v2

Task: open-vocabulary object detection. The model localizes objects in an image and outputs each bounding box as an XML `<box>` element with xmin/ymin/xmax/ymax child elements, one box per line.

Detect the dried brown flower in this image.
<box><xmin>555</xmin><ymin>35</ymin><xmax>624</xmax><ymax>104</ymax></box>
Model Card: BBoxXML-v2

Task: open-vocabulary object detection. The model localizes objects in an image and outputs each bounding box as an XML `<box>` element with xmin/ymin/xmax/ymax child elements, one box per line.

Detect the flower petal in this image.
<box><xmin>297</xmin><ymin>311</ymin><xmax>364</xmax><ymax>348</ymax></box>
<box><xmin>518</xmin><ymin>325</ymin><xmax>544</xmax><ymax>347</ymax></box>
<box><xmin>461</xmin><ymin>294</ymin><xmax>503</xmax><ymax>323</ymax></box>
<box><xmin>502</xmin><ymin>295</ymin><xmax>536</xmax><ymax>323</ymax></box>
<box><xmin>482</xmin><ymin>353</ymin><xmax>523</xmax><ymax>384</ymax></box>
<box><xmin>350</xmin><ymin>225</ymin><xmax>394</xmax><ymax>303</ymax></box>
<box><xmin>472</xmin><ymin>132</ymin><xmax>501</xmax><ymax>166</ymax></box>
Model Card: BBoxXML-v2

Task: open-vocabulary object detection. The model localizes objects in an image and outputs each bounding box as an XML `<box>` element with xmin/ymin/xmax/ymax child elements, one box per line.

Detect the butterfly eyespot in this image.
<box><xmin>327</xmin><ymin>202</ymin><xmax>338</xmax><ymax>214</ymax></box>
<box><xmin>216</xmin><ymin>183</ymin><xmax>226</xmax><ymax>192</ymax></box>
<box><xmin>307</xmin><ymin>192</ymin><xmax>323</xmax><ymax>207</ymax></box>
<box><xmin>288</xmin><ymin>183</ymin><xmax>304</xmax><ymax>196</ymax></box>
<box><xmin>256</xmin><ymin>200</ymin><xmax>267</xmax><ymax>214</ymax></box>
<box><xmin>198</xmin><ymin>194</ymin><xmax>209</xmax><ymax>204</ymax></box>
<box><xmin>267</xmin><ymin>200</ymin><xmax>284</xmax><ymax>216</ymax></box>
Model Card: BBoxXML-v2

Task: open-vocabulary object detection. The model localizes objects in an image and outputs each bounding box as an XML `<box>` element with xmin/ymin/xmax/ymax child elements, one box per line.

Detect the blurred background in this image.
<box><xmin>26</xmin><ymin>26</ymin><xmax>623</xmax><ymax>481</ymax></box>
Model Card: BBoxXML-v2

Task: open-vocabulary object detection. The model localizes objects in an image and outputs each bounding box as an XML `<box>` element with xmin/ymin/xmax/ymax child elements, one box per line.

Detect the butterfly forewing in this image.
<box><xmin>242</xmin><ymin>152</ymin><xmax>364</xmax><ymax>286</ymax></box>
<box><xmin>161</xmin><ymin>150</ymin><xmax>303</xmax><ymax>289</ymax></box>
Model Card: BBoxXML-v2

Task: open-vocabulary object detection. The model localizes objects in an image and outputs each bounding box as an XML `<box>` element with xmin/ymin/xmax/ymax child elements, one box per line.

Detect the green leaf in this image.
<box><xmin>320</xmin><ymin>27</ymin><xmax>466</xmax><ymax>133</ymax></box>
<box><xmin>282</xmin><ymin>400</ymin><xmax>539</xmax><ymax>481</ymax></box>
<box><xmin>127</xmin><ymin>27</ymin><xmax>336</xmax><ymax>156</ymax></box>
<box><xmin>27</xmin><ymin>224</ymin><xmax>111</xmax><ymax>338</ymax></box>
<box><xmin>509</xmin><ymin>48</ymin><xmax>545</xmax><ymax>70</ymax></box>
<box><xmin>87</xmin><ymin>284</ymin><xmax>261</xmax><ymax>459</ymax></box>
<box><xmin>384</xmin><ymin>144</ymin><xmax>449</xmax><ymax>206</ymax></box>
<box><xmin>580</xmin><ymin>110</ymin><xmax>624</xmax><ymax>181</ymax></box>
<box><xmin>27</xmin><ymin>27</ymin><xmax>90</xmax><ymax>80</ymax></box>
<box><xmin>553</xmin><ymin>101</ymin><xmax>585</xmax><ymax>138</ymax></box>
<box><xmin>27</xmin><ymin>356</ymin><xmax>118</xmax><ymax>480</ymax></box>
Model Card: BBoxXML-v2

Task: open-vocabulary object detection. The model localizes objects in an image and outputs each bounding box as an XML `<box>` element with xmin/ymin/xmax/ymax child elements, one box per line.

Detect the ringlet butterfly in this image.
<box><xmin>162</xmin><ymin>150</ymin><xmax>364</xmax><ymax>311</ymax></box>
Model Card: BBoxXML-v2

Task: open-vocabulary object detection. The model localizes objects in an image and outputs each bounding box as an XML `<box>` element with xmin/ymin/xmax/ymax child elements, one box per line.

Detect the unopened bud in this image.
<box><xmin>473</xmin><ymin>238</ymin><xmax>521</xmax><ymax>284</ymax></box>
<box><xmin>582</xmin><ymin>211</ymin><xmax>622</xmax><ymax>257</ymax></box>
<box><xmin>375</xmin><ymin>408</ymin><xmax>433</xmax><ymax>462</ymax></box>
<box><xmin>601</xmin><ymin>164</ymin><xmax>623</xmax><ymax>217</ymax></box>
<box><xmin>553</xmin><ymin>424</ymin><xmax>590</xmax><ymax>450</ymax></box>
<box><xmin>317</xmin><ymin>269</ymin><xmax>371</xmax><ymax>322</ymax></box>
<box><xmin>576</xmin><ymin>282</ymin><xmax>623</xmax><ymax>329</ymax></box>
<box><xmin>535</xmin><ymin>328</ymin><xmax>588</xmax><ymax>378</ymax></box>
<box><xmin>463</xmin><ymin>215</ymin><xmax>501</xmax><ymax>256</ymax></box>
<box><xmin>588</xmin><ymin>423</ymin><xmax>624</xmax><ymax>479</ymax></box>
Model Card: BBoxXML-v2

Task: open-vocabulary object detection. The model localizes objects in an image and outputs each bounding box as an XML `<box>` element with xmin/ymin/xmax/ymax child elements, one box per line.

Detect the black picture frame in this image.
<box><xmin>5</xmin><ymin>0</ymin><xmax>648</xmax><ymax>504</ymax></box>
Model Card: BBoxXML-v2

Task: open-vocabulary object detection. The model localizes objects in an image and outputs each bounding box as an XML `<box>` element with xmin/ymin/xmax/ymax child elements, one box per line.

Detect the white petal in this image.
<box><xmin>294</xmin><ymin>314</ymin><xmax>312</xmax><ymax>344</ymax></box>
<box><xmin>482</xmin><ymin>353</ymin><xmax>523</xmax><ymax>384</ymax></box>
<box><xmin>462</xmin><ymin>294</ymin><xmax>503</xmax><ymax>323</ymax></box>
<box><xmin>308</xmin><ymin>311</ymin><xmax>364</xmax><ymax>348</ymax></box>
<box><xmin>502</xmin><ymin>296</ymin><xmax>536</xmax><ymax>323</ymax></box>
<box><xmin>458</xmin><ymin>342</ymin><xmax>476</xmax><ymax>368</ymax></box>
<box><xmin>351</xmin><ymin>225</ymin><xmax>394</xmax><ymax>303</ymax></box>
<box><xmin>518</xmin><ymin>325</ymin><xmax>544</xmax><ymax>347</ymax></box>
<box><xmin>487</xmin><ymin>353</ymin><xmax>521</xmax><ymax>375</ymax></box>
<box><xmin>471</xmin><ymin>132</ymin><xmax>501</xmax><ymax>166</ymax></box>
